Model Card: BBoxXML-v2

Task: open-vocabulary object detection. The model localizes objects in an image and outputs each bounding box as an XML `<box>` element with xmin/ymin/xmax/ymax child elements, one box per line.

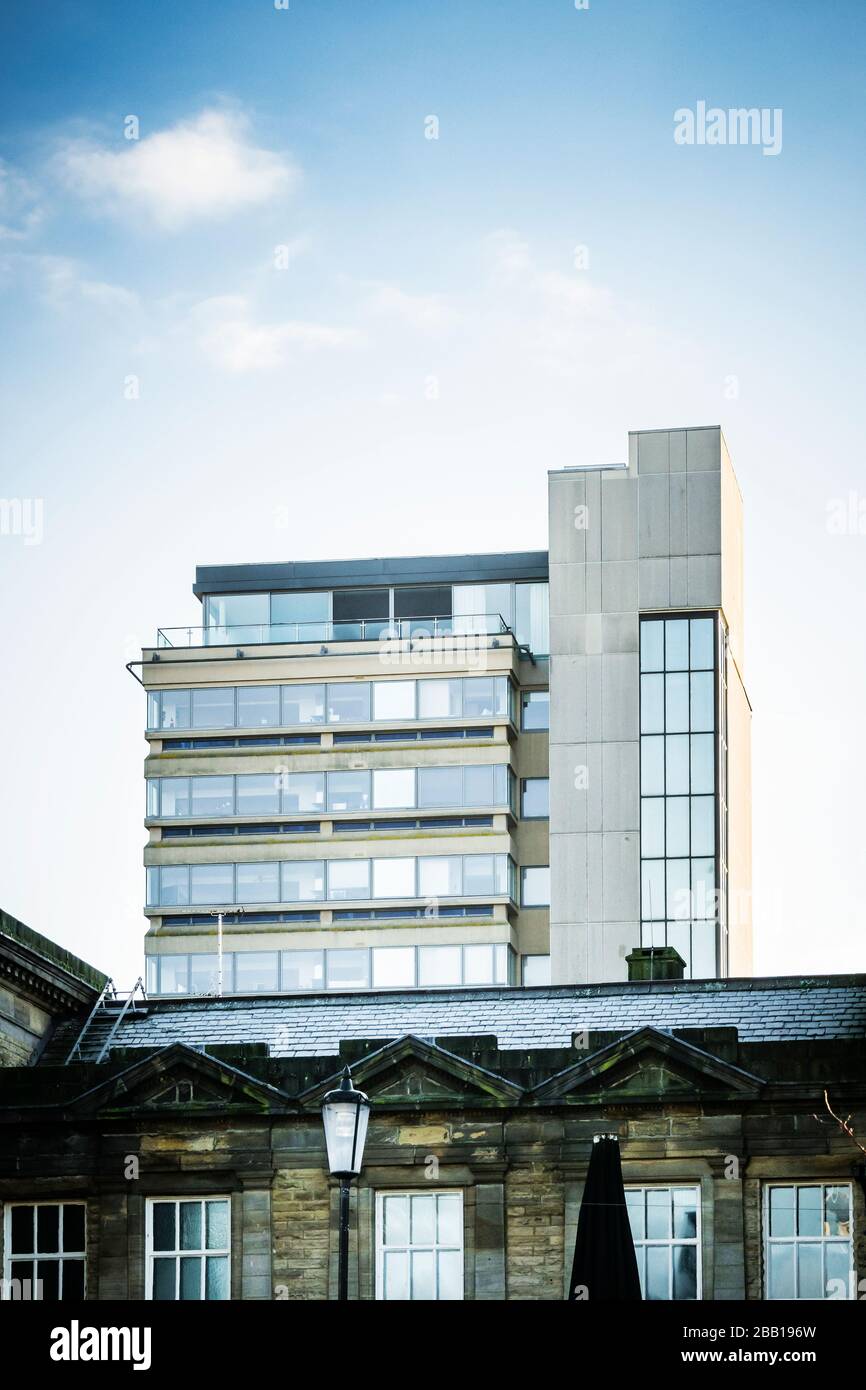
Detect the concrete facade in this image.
<box><xmin>136</xmin><ymin>424</ymin><xmax>750</xmax><ymax>995</ymax></box>
<box><xmin>547</xmin><ymin>427</ymin><xmax>751</xmax><ymax>985</ymax></box>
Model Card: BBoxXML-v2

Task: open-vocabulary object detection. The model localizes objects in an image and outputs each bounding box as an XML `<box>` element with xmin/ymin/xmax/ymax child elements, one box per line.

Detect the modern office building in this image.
<box><xmin>136</xmin><ymin>425</ymin><xmax>750</xmax><ymax>997</ymax></box>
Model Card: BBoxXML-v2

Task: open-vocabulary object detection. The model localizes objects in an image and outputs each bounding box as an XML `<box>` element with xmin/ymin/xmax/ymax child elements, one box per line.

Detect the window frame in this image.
<box><xmin>763</xmin><ymin>1182</ymin><xmax>855</xmax><ymax>1301</ymax></box>
<box><xmin>625</xmin><ymin>1183</ymin><xmax>702</xmax><ymax>1301</ymax></box>
<box><xmin>2</xmin><ymin>1200</ymin><xmax>87</xmax><ymax>1302</ymax></box>
<box><xmin>374</xmin><ymin>1190</ymin><xmax>465</xmax><ymax>1301</ymax></box>
<box><xmin>145</xmin><ymin>1196</ymin><xmax>231</xmax><ymax>1302</ymax></box>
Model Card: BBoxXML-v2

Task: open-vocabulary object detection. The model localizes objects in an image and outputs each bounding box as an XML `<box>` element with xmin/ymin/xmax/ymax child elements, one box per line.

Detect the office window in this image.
<box><xmin>191</xmin><ymin>776</ymin><xmax>234</xmax><ymax>818</ymax></box>
<box><xmin>463</xmin><ymin>676</ymin><xmax>508</xmax><ymax>719</ymax></box>
<box><xmin>418</xmin><ymin>855</ymin><xmax>462</xmax><ymax>899</ymax></box>
<box><xmin>280</xmin><ymin>949</ymin><xmax>324</xmax><ymax>992</ymax></box>
<box><xmin>522</xmin><ymin>955</ymin><xmax>551</xmax><ymax>986</ymax></box>
<box><xmin>191</xmin><ymin>687</ymin><xmax>235</xmax><ymax>729</ymax></box>
<box><xmin>376</xmin><ymin>1192</ymin><xmax>463</xmax><ymax>1301</ymax></box>
<box><xmin>521</xmin><ymin>777</ymin><xmax>549</xmax><ymax>819</ymax></box>
<box><xmin>765</xmin><ymin>1184</ymin><xmax>853</xmax><ymax>1300</ymax></box>
<box><xmin>465</xmin><ymin>854</ymin><xmax>509</xmax><ymax>896</ymax></box>
<box><xmin>521</xmin><ymin>865</ymin><xmax>550</xmax><ymax>907</ymax></box>
<box><xmin>394</xmin><ymin>585</ymin><xmax>452</xmax><ymax>621</ymax></box>
<box><xmin>5</xmin><ymin>1203</ymin><xmax>86</xmax><ymax>1301</ymax></box>
<box><xmin>372</xmin><ymin>947</ymin><xmax>416</xmax><ymax>989</ymax></box>
<box><xmin>281</xmin><ymin>683</ymin><xmax>326</xmax><ymax>725</ymax></box>
<box><xmin>372</xmin><ymin>768</ymin><xmax>416</xmax><ymax>810</ymax></box>
<box><xmin>515</xmin><ymin>582</ymin><xmax>550</xmax><ymax>655</ymax></box>
<box><xmin>418</xmin><ymin>679</ymin><xmax>461</xmax><ymax>720</ymax></box>
<box><xmin>157</xmin><ymin>689</ymin><xmax>191</xmax><ymax>731</ymax></box>
<box><xmin>326</xmin><ymin>949</ymin><xmax>369</xmax><ymax>990</ymax></box>
<box><xmin>159</xmin><ymin>778</ymin><xmax>191</xmax><ymax>818</ymax></box>
<box><xmin>327</xmin><ymin>683</ymin><xmax>371</xmax><ymax>723</ymax></box>
<box><xmin>147</xmin><ymin>1198</ymin><xmax>230</xmax><ymax>1301</ymax></box>
<box><xmin>281</xmin><ymin>860</ymin><xmax>325</xmax><ymax>902</ymax></box>
<box><xmin>189</xmin><ymin>954</ymin><xmax>219</xmax><ymax>995</ymax></box>
<box><xmin>463</xmin><ymin>765</ymin><xmax>504</xmax><ymax>807</ymax></box>
<box><xmin>281</xmin><ymin>772</ymin><xmax>325</xmax><ymax>815</ymax></box>
<box><xmin>328</xmin><ymin>859</ymin><xmax>371</xmax><ymax>900</ymax></box>
<box><xmin>271</xmin><ymin>591</ymin><xmax>330</xmax><ymax>641</ymax></box>
<box><xmin>159</xmin><ymin>956</ymin><xmax>189</xmax><ymax>994</ymax></box>
<box><xmin>417</xmin><ymin>766</ymin><xmax>463</xmax><ymax>808</ymax></box>
<box><xmin>236</xmin><ymin>774</ymin><xmax>280</xmax><ymax>817</ymax></box>
<box><xmin>146</xmin><ymin>780</ymin><xmax>160</xmax><ymax>817</ymax></box>
<box><xmin>327</xmin><ymin>770</ymin><xmax>371</xmax><ymax>812</ymax></box>
<box><xmin>159</xmin><ymin>866</ymin><xmax>190</xmax><ymax>906</ymax></box>
<box><xmin>205</xmin><ymin>594</ymin><xmax>268</xmax><ymax>640</ymax></box>
<box><xmin>190</xmin><ymin>864</ymin><xmax>233</xmax><ymax>906</ymax></box>
<box><xmin>640</xmin><ymin>615</ymin><xmax>719</xmax><ymax>978</ymax></box>
<box><xmin>233</xmin><ymin>951</ymin><xmax>279</xmax><ymax>993</ymax></box>
<box><xmin>236</xmin><ymin>685</ymin><xmax>280</xmax><ymax>728</ymax></box>
<box><xmin>453</xmin><ymin>583</ymin><xmax>513</xmax><ymax>632</ymax></box>
<box><xmin>626</xmin><ymin>1187</ymin><xmax>701</xmax><ymax>1300</ymax></box>
<box><xmin>462</xmin><ymin>944</ymin><xmax>496</xmax><ymax>985</ymax></box>
<box><xmin>372</xmin><ymin>681</ymin><xmax>416</xmax><ymax>721</ymax></box>
<box><xmin>418</xmin><ymin>946</ymin><xmax>462</xmax><ymax>987</ymax></box>
<box><xmin>372</xmin><ymin>858</ymin><xmax>415</xmax><ymax>899</ymax></box>
<box><xmin>235</xmin><ymin>862</ymin><xmax>279</xmax><ymax>904</ymax></box>
<box><xmin>521</xmin><ymin>690</ymin><xmax>550</xmax><ymax>731</ymax></box>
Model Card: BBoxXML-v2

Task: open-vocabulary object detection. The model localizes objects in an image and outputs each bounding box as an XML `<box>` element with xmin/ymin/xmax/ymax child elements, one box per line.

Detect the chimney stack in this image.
<box><xmin>625</xmin><ymin>946</ymin><xmax>686</xmax><ymax>982</ymax></box>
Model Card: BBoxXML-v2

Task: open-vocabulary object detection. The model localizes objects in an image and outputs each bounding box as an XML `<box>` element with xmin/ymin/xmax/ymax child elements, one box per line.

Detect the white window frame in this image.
<box><xmin>375</xmin><ymin>1190</ymin><xmax>464</xmax><ymax>1301</ymax></box>
<box><xmin>625</xmin><ymin>1184</ymin><xmax>702</xmax><ymax>1300</ymax></box>
<box><xmin>2</xmin><ymin>1200</ymin><xmax>86</xmax><ymax>1301</ymax></box>
<box><xmin>145</xmin><ymin>1196</ymin><xmax>231</xmax><ymax>1301</ymax></box>
<box><xmin>763</xmin><ymin>1182</ymin><xmax>855</xmax><ymax>1300</ymax></box>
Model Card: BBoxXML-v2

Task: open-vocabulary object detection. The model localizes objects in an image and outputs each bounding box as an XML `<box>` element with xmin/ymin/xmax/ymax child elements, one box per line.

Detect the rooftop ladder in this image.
<box><xmin>65</xmin><ymin>977</ymin><xmax>147</xmax><ymax>1064</ymax></box>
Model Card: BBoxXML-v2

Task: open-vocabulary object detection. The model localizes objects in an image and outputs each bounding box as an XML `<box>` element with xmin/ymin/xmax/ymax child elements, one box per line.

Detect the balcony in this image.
<box><xmin>155</xmin><ymin>613</ymin><xmax>512</xmax><ymax>649</ymax></box>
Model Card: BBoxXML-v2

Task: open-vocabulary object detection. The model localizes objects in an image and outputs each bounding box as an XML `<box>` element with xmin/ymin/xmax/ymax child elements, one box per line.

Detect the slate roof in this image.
<box><xmin>61</xmin><ymin>974</ymin><xmax>866</xmax><ymax>1061</ymax></box>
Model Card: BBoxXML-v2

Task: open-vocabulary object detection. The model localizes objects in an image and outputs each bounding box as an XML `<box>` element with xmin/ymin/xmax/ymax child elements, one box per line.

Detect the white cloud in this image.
<box><xmin>192</xmin><ymin>294</ymin><xmax>363</xmax><ymax>372</ymax></box>
<box><xmin>37</xmin><ymin>255</ymin><xmax>139</xmax><ymax>310</ymax></box>
<box><xmin>364</xmin><ymin>281</ymin><xmax>460</xmax><ymax>332</ymax></box>
<box><xmin>0</xmin><ymin>159</ymin><xmax>43</xmax><ymax>241</ymax></box>
<box><xmin>57</xmin><ymin>109</ymin><xmax>295</xmax><ymax>229</ymax></box>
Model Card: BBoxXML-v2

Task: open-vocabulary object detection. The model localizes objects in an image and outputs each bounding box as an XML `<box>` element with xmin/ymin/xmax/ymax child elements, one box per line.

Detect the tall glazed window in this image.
<box><xmin>639</xmin><ymin>615</ymin><xmax>723</xmax><ymax>978</ymax></box>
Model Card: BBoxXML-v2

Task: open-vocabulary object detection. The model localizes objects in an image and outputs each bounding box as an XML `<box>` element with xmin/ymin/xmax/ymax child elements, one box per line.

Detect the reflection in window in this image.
<box><xmin>521</xmin><ymin>690</ymin><xmax>550</xmax><ymax>731</ymax></box>
<box><xmin>5</xmin><ymin>1203</ymin><xmax>86</xmax><ymax>1301</ymax></box>
<box><xmin>640</xmin><ymin>616</ymin><xmax>720</xmax><ymax>978</ymax></box>
<box><xmin>521</xmin><ymin>777</ymin><xmax>549</xmax><ymax>818</ymax></box>
<box><xmin>521</xmin><ymin>865</ymin><xmax>550</xmax><ymax>907</ymax></box>
<box><xmin>522</xmin><ymin>955</ymin><xmax>551</xmax><ymax>986</ymax></box>
<box><xmin>626</xmin><ymin>1187</ymin><xmax>700</xmax><ymax>1300</ymax></box>
<box><xmin>765</xmin><ymin>1184</ymin><xmax>853</xmax><ymax>1300</ymax></box>
<box><xmin>376</xmin><ymin>1192</ymin><xmax>464</xmax><ymax>1300</ymax></box>
<box><xmin>147</xmin><ymin>1198</ymin><xmax>230</xmax><ymax>1301</ymax></box>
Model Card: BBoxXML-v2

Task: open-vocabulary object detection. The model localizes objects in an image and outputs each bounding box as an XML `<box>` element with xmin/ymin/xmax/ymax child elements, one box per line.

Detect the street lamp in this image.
<box><xmin>321</xmin><ymin>1067</ymin><xmax>371</xmax><ymax>1301</ymax></box>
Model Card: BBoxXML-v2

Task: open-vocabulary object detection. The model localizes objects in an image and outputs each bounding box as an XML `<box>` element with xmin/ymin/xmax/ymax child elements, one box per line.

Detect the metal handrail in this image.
<box><xmin>155</xmin><ymin>612</ymin><xmax>512</xmax><ymax>649</ymax></box>
<box><xmin>65</xmin><ymin>977</ymin><xmax>116</xmax><ymax>1064</ymax></box>
<box><xmin>95</xmin><ymin>977</ymin><xmax>146</xmax><ymax>1064</ymax></box>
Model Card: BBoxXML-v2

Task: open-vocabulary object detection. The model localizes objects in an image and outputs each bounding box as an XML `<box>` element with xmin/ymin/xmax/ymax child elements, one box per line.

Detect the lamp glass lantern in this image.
<box><xmin>322</xmin><ymin>1069</ymin><xmax>371</xmax><ymax>1178</ymax></box>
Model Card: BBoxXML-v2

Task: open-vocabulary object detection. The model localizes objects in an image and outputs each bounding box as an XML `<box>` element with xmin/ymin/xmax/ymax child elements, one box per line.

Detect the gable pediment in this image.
<box><xmin>532</xmin><ymin>1027</ymin><xmax>764</xmax><ymax>1103</ymax></box>
<box><xmin>69</xmin><ymin>1043</ymin><xmax>290</xmax><ymax>1115</ymax></box>
<box><xmin>299</xmin><ymin>1035</ymin><xmax>523</xmax><ymax>1109</ymax></box>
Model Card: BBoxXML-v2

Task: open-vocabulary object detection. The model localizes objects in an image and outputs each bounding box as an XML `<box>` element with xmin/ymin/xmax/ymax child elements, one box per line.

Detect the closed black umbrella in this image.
<box><xmin>568</xmin><ymin>1133</ymin><xmax>642</xmax><ymax>1301</ymax></box>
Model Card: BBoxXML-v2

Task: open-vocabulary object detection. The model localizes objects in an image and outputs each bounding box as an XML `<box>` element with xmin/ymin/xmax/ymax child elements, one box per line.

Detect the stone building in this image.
<box><xmin>1</xmin><ymin>946</ymin><xmax>863</xmax><ymax>1302</ymax></box>
<box><xmin>0</xmin><ymin>909</ymin><xmax>105</xmax><ymax>1068</ymax></box>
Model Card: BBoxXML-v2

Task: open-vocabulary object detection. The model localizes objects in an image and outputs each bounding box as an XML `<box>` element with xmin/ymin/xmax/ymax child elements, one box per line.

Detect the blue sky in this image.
<box><xmin>1</xmin><ymin>0</ymin><xmax>864</xmax><ymax>982</ymax></box>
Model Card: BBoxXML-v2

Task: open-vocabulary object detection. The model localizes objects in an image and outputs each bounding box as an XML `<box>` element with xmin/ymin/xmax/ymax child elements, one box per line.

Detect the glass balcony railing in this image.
<box><xmin>155</xmin><ymin>613</ymin><xmax>513</xmax><ymax>649</ymax></box>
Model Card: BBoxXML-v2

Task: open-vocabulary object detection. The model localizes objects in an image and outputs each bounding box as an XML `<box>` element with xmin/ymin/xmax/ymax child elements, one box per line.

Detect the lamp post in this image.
<box><xmin>321</xmin><ymin>1067</ymin><xmax>371</xmax><ymax>1301</ymax></box>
